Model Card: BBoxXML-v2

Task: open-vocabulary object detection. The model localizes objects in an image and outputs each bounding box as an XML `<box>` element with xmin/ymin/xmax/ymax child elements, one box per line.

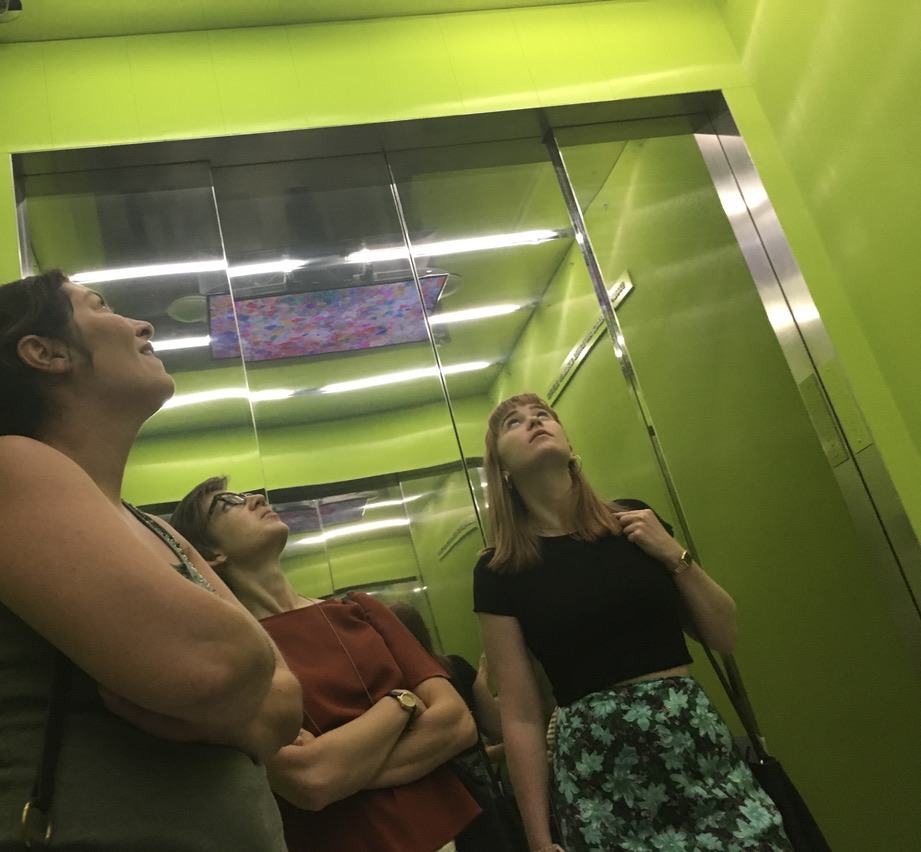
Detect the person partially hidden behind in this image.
<box><xmin>473</xmin><ymin>393</ymin><xmax>793</xmax><ymax>852</ymax></box>
<box><xmin>171</xmin><ymin>477</ymin><xmax>481</xmax><ymax>852</ymax></box>
<box><xmin>0</xmin><ymin>271</ymin><xmax>302</xmax><ymax>849</ymax></box>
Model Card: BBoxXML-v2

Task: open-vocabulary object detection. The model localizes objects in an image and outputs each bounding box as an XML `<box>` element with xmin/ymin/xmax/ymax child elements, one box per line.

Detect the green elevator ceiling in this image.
<box><xmin>0</xmin><ymin>0</ymin><xmax>664</xmax><ymax>44</ymax></box>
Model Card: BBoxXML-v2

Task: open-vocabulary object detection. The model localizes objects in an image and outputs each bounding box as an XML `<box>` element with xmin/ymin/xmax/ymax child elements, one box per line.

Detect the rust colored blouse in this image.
<box><xmin>260</xmin><ymin>592</ymin><xmax>480</xmax><ymax>852</ymax></box>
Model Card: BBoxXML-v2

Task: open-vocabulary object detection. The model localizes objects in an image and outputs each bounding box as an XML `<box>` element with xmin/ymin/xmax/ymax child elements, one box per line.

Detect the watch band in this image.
<box><xmin>670</xmin><ymin>549</ymin><xmax>693</xmax><ymax>576</ymax></box>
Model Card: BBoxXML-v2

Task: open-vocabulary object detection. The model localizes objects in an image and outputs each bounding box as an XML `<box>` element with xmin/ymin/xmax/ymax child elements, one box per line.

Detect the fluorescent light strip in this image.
<box><xmin>365</xmin><ymin>495</ymin><xmax>423</xmax><ymax>510</ymax></box>
<box><xmin>72</xmin><ymin>260</ymin><xmax>226</xmax><ymax>285</ymax></box>
<box><xmin>320</xmin><ymin>361</ymin><xmax>491</xmax><ymax>394</ymax></box>
<box><xmin>346</xmin><ymin>229</ymin><xmax>559</xmax><ymax>263</ymax></box>
<box><xmin>427</xmin><ymin>304</ymin><xmax>521</xmax><ymax>325</ymax></box>
<box><xmin>161</xmin><ymin>387</ymin><xmax>295</xmax><ymax>409</ymax></box>
<box><xmin>226</xmin><ymin>259</ymin><xmax>307</xmax><ymax>278</ymax></box>
<box><xmin>152</xmin><ymin>335</ymin><xmax>212</xmax><ymax>353</ymax></box>
<box><xmin>71</xmin><ymin>259</ymin><xmax>307</xmax><ymax>285</ymax></box>
<box><xmin>161</xmin><ymin>362</ymin><xmax>490</xmax><ymax>409</ymax></box>
<box><xmin>294</xmin><ymin>517</ymin><xmax>411</xmax><ymax>546</ymax></box>
<box><xmin>71</xmin><ymin>226</ymin><xmax>555</xmax><ymax>283</ymax></box>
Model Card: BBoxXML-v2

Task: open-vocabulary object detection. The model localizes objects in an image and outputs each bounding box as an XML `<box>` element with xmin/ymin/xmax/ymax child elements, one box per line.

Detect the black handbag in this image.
<box><xmin>451</xmin><ymin>742</ymin><xmax>529</xmax><ymax>852</ymax></box>
<box><xmin>703</xmin><ymin>647</ymin><xmax>832</xmax><ymax>852</ymax></box>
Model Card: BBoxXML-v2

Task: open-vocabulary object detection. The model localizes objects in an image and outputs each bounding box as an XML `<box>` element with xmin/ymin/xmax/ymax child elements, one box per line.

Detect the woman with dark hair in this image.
<box><xmin>473</xmin><ymin>393</ymin><xmax>792</xmax><ymax>852</ymax></box>
<box><xmin>170</xmin><ymin>476</ymin><xmax>481</xmax><ymax>852</ymax></box>
<box><xmin>0</xmin><ymin>271</ymin><xmax>302</xmax><ymax>849</ymax></box>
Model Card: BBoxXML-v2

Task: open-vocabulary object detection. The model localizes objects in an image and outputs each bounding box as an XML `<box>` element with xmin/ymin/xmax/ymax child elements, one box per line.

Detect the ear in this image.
<box><xmin>208</xmin><ymin>553</ymin><xmax>228</xmax><ymax>571</ymax></box>
<box><xmin>16</xmin><ymin>334</ymin><xmax>74</xmax><ymax>374</ymax></box>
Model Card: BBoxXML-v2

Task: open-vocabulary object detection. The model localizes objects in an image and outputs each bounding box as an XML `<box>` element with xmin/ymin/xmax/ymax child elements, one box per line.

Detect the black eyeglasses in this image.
<box><xmin>206</xmin><ymin>491</ymin><xmax>249</xmax><ymax>523</ymax></box>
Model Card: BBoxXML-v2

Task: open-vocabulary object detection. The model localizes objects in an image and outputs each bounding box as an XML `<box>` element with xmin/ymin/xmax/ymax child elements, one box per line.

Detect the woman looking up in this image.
<box><xmin>473</xmin><ymin>392</ymin><xmax>792</xmax><ymax>852</ymax></box>
<box><xmin>171</xmin><ymin>476</ymin><xmax>481</xmax><ymax>852</ymax></box>
<box><xmin>0</xmin><ymin>270</ymin><xmax>302</xmax><ymax>850</ymax></box>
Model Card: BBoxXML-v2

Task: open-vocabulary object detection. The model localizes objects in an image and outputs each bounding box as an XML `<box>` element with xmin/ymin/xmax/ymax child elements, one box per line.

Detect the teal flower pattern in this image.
<box><xmin>551</xmin><ymin>677</ymin><xmax>792</xmax><ymax>851</ymax></box>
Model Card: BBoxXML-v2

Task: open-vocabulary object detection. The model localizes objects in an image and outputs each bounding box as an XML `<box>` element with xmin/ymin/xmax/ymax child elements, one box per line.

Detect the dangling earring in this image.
<box><xmin>569</xmin><ymin>453</ymin><xmax>582</xmax><ymax>468</ymax></box>
<box><xmin>503</xmin><ymin>471</ymin><xmax>513</xmax><ymax>490</ymax></box>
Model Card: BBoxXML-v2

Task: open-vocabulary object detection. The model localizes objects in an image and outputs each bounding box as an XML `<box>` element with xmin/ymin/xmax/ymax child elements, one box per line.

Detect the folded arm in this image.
<box><xmin>0</xmin><ymin>438</ymin><xmax>302</xmax><ymax>760</ymax></box>
<box><xmin>266</xmin><ymin>694</ymin><xmax>415</xmax><ymax>810</ymax></box>
<box><xmin>365</xmin><ymin>675</ymin><xmax>478</xmax><ymax>788</ymax></box>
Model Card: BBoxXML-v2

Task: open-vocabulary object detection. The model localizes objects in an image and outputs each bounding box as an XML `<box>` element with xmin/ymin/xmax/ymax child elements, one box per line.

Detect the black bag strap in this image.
<box><xmin>469</xmin><ymin>737</ymin><xmax>506</xmax><ymax>795</ymax></box>
<box><xmin>702</xmin><ymin>644</ymin><xmax>771</xmax><ymax>763</ymax></box>
<box><xmin>21</xmin><ymin>650</ymin><xmax>72</xmax><ymax>848</ymax></box>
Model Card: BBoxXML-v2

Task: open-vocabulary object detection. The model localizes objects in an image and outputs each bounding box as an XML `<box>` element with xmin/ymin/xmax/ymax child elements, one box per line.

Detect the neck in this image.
<box><xmin>37</xmin><ymin>406</ymin><xmax>145</xmax><ymax>507</ymax></box>
<box><xmin>515</xmin><ymin>463</ymin><xmax>575</xmax><ymax>534</ymax></box>
<box><xmin>222</xmin><ymin>555</ymin><xmax>302</xmax><ymax>620</ymax></box>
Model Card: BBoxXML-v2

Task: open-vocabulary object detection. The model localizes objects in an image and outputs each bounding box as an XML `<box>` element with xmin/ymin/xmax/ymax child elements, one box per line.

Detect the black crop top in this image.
<box><xmin>473</xmin><ymin>500</ymin><xmax>692</xmax><ymax>706</ymax></box>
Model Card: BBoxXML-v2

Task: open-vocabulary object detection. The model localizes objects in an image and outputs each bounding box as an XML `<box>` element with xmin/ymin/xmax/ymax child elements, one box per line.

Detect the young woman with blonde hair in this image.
<box><xmin>474</xmin><ymin>392</ymin><xmax>791</xmax><ymax>852</ymax></box>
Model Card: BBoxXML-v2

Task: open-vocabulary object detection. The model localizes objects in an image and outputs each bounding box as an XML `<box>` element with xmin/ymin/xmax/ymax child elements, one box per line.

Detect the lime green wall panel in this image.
<box><xmin>349</xmin><ymin>17</ymin><xmax>465</xmax><ymax>120</ymax></box>
<box><xmin>582</xmin><ymin>0</ymin><xmax>747</xmax><ymax>100</ymax></box>
<box><xmin>41</xmin><ymin>39</ymin><xmax>142</xmax><ymax>149</ymax></box>
<box><xmin>286</xmin><ymin>22</ymin><xmax>399</xmax><ymax>128</ymax></box>
<box><xmin>510</xmin><ymin>5</ymin><xmax>613</xmax><ymax>106</ymax></box>
<box><xmin>257</xmin><ymin>403</ymin><xmax>460</xmax><ymax>489</ymax></box>
<box><xmin>327</xmin><ymin>533</ymin><xmax>419</xmax><ymax>590</ymax></box>
<box><xmin>129</xmin><ymin>33</ymin><xmax>226</xmax><ymax>141</ymax></box>
<box><xmin>284</xmin><ymin>18</ymin><xmax>465</xmax><ymax>130</ymax></box>
<box><xmin>0</xmin><ymin>45</ymin><xmax>54</xmax><ymax>154</ymax></box>
<box><xmin>719</xmin><ymin>0</ymin><xmax>921</xmax><ymax>540</ymax></box>
<box><xmin>0</xmin><ymin>2</ymin><xmax>743</xmax><ymax>159</ymax></box>
<box><xmin>124</xmin><ymin>427</ymin><xmax>264</xmax><ymax>505</ymax></box>
<box><xmin>438</xmin><ymin>11</ymin><xmax>540</xmax><ymax>114</ymax></box>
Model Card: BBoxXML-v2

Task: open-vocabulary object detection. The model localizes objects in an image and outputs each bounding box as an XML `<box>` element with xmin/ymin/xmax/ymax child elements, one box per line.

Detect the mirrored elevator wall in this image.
<box><xmin>14</xmin><ymin>101</ymin><xmax>921</xmax><ymax>829</ymax></box>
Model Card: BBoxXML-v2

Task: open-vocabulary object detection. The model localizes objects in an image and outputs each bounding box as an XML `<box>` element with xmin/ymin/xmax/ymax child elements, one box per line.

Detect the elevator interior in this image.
<box><xmin>13</xmin><ymin>91</ymin><xmax>921</xmax><ymax>847</ymax></box>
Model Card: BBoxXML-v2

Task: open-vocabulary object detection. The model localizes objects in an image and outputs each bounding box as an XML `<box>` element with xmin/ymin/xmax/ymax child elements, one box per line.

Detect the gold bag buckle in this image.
<box><xmin>21</xmin><ymin>800</ymin><xmax>52</xmax><ymax>848</ymax></box>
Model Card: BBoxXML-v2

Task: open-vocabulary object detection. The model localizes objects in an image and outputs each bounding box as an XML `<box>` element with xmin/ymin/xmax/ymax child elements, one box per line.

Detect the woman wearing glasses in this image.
<box><xmin>170</xmin><ymin>478</ymin><xmax>481</xmax><ymax>852</ymax></box>
<box><xmin>0</xmin><ymin>270</ymin><xmax>303</xmax><ymax>850</ymax></box>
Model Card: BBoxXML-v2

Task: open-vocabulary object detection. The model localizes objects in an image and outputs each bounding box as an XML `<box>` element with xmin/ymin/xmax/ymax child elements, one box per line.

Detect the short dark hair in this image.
<box><xmin>170</xmin><ymin>476</ymin><xmax>228</xmax><ymax>562</ymax></box>
<box><xmin>0</xmin><ymin>269</ymin><xmax>89</xmax><ymax>437</ymax></box>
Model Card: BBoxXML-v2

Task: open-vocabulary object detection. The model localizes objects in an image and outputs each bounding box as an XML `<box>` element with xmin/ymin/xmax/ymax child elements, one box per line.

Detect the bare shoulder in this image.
<box><xmin>0</xmin><ymin>435</ymin><xmax>83</xmax><ymax>478</ymax></box>
<box><xmin>0</xmin><ymin>434</ymin><xmax>60</xmax><ymax>463</ymax></box>
<box><xmin>0</xmin><ymin>437</ymin><xmax>98</xmax><ymax>504</ymax></box>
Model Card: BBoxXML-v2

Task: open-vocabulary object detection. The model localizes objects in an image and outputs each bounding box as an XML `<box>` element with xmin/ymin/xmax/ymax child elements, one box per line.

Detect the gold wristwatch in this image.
<box><xmin>387</xmin><ymin>689</ymin><xmax>418</xmax><ymax>722</ymax></box>
<box><xmin>670</xmin><ymin>549</ymin><xmax>693</xmax><ymax>576</ymax></box>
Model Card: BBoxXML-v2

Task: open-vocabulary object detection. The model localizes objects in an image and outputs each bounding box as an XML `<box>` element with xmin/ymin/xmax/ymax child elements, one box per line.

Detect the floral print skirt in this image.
<box><xmin>551</xmin><ymin>676</ymin><xmax>792</xmax><ymax>852</ymax></box>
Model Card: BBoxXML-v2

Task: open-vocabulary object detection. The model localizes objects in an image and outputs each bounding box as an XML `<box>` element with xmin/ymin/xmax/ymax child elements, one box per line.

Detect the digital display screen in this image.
<box><xmin>209</xmin><ymin>274</ymin><xmax>447</xmax><ymax>363</ymax></box>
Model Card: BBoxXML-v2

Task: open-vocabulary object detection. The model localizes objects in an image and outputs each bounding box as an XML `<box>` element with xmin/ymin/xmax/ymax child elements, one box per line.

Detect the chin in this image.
<box><xmin>143</xmin><ymin>375</ymin><xmax>177</xmax><ymax>418</ymax></box>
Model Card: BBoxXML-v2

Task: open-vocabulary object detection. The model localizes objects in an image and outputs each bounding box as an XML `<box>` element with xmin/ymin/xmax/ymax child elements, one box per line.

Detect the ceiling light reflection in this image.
<box><xmin>320</xmin><ymin>361</ymin><xmax>492</xmax><ymax>394</ymax></box>
<box><xmin>347</xmin><ymin>229</ymin><xmax>559</xmax><ymax>263</ymax></box>
<box><xmin>152</xmin><ymin>335</ymin><xmax>211</xmax><ymax>353</ymax></box>
<box><xmin>161</xmin><ymin>387</ymin><xmax>295</xmax><ymax>409</ymax></box>
<box><xmin>294</xmin><ymin>517</ymin><xmax>411</xmax><ymax>546</ymax></box>
<box><xmin>71</xmin><ymin>258</ymin><xmax>308</xmax><ymax>285</ymax></box>
<box><xmin>427</xmin><ymin>304</ymin><xmax>522</xmax><ymax>325</ymax></box>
